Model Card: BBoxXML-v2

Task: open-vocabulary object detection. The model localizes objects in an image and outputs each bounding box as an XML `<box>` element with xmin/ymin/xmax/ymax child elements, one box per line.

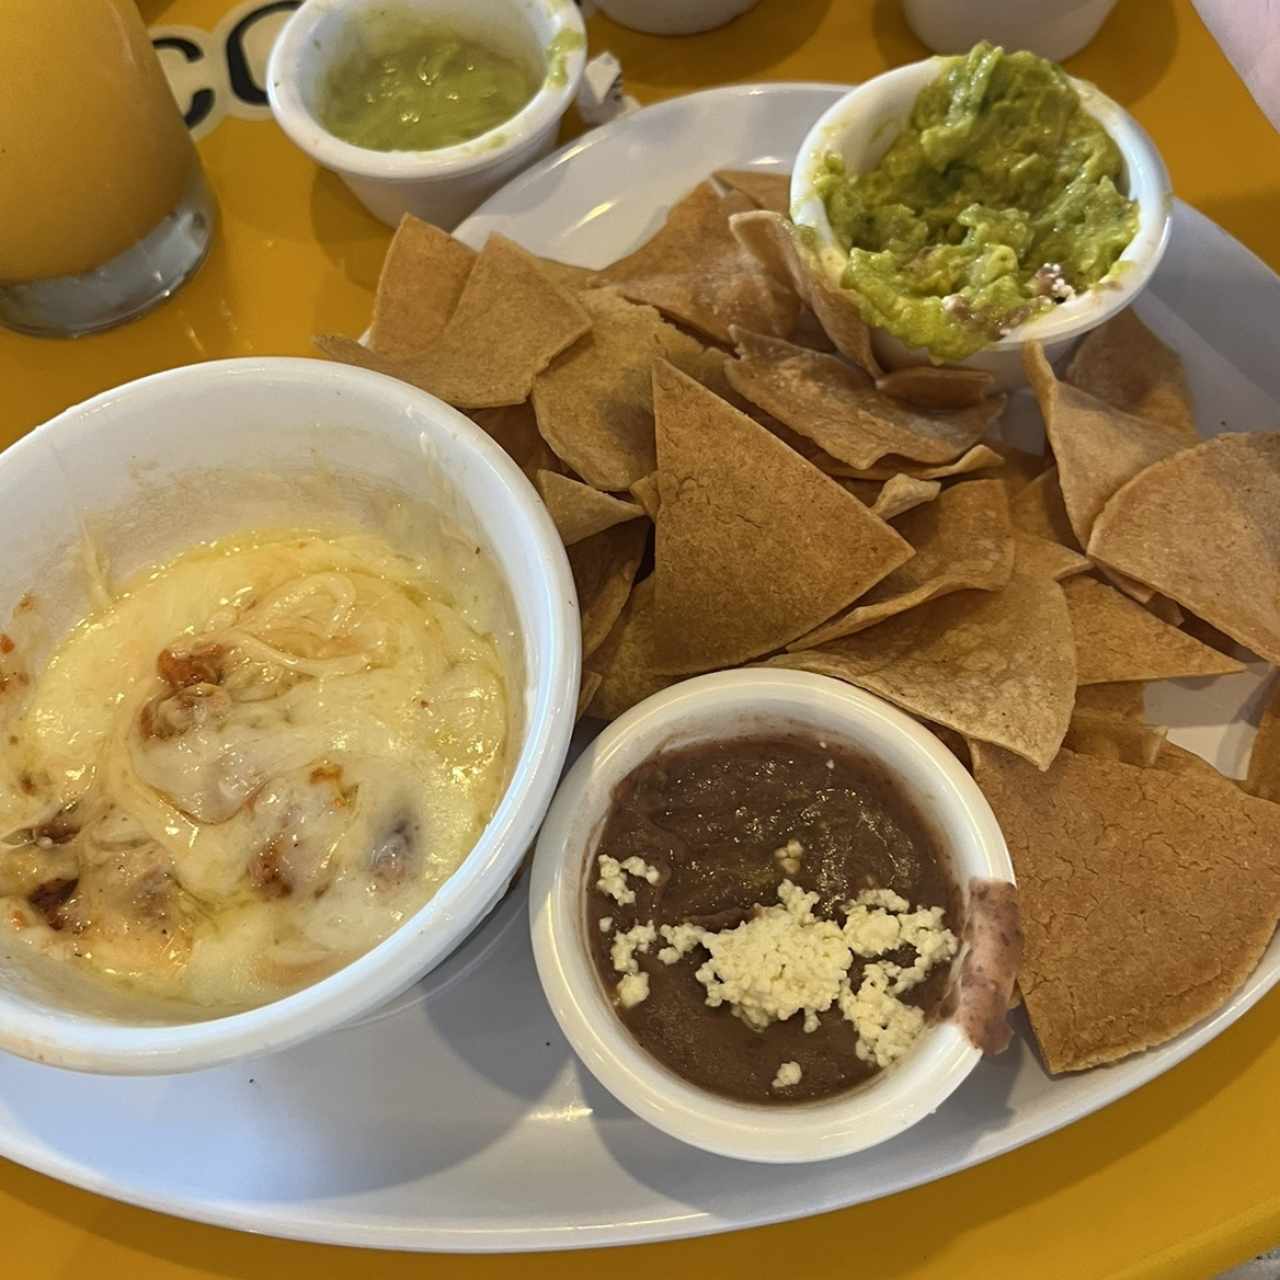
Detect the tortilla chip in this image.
<box><xmin>973</xmin><ymin>743</ymin><xmax>1280</xmax><ymax>1072</ymax></box>
<box><xmin>790</xmin><ymin>308</ymin><xmax>838</xmax><ymax>353</ymax></box>
<box><xmin>823</xmin><ymin>444</ymin><xmax>1005</xmax><ymax>482</ymax></box>
<box><xmin>768</xmin><ymin>572</ymin><xmax>1076</xmax><ymax>769</ymax></box>
<box><xmin>1154</xmin><ymin>740</ymin><xmax>1235</xmax><ymax>786</ymax></box>
<box><xmin>586</xmin><ymin>578</ymin><xmax>674</xmax><ymax>720</ymax></box>
<box><xmin>595</xmin><ymin>182</ymin><xmax>800</xmax><ymax>343</ymax></box>
<box><xmin>865</xmin><ymin>474</ymin><xmax>942</xmax><ymax>521</ymax></box>
<box><xmin>1063</xmin><ymin>712</ymin><xmax>1166</xmax><ymax>767</ymax></box>
<box><xmin>652</xmin><ymin>361</ymin><xmax>912</xmax><ymax>673</ymax></box>
<box><xmin>1087</xmin><ymin>432</ymin><xmax>1280</xmax><ymax>665</ymax></box>
<box><xmin>317</xmin><ymin>235</ymin><xmax>590</xmax><ymax>408</ymax></box>
<box><xmin>789</xmin><ymin>480</ymin><xmax>1014</xmax><ymax>648</ymax></box>
<box><xmin>535</xmin><ymin>471</ymin><xmax>645</xmax><ymax>546</ymax></box>
<box><xmin>726</xmin><ymin>329</ymin><xmax>1002</xmax><ymax>470</ymax></box>
<box><xmin>531</xmin><ymin>289</ymin><xmax>708</xmax><ymax>490</ymax></box>
<box><xmin>629</xmin><ymin>472</ymin><xmax>661</xmax><ymax>520</ymax></box>
<box><xmin>1145</xmin><ymin>595</ymin><xmax>1184</xmax><ymax>626</ymax></box>
<box><xmin>1074</xmin><ymin>681</ymin><xmax>1147</xmax><ymax>721</ymax></box>
<box><xmin>1064</xmin><ymin>576</ymin><xmax>1243</xmax><ymax>685</ymax></box>
<box><xmin>714</xmin><ymin>169</ymin><xmax>791</xmax><ymax>216</ymax></box>
<box><xmin>984</xmin><ymin>441</ymin><xmax>1048</xmax><ymax>498</ymax></box>
<box><xmin>468</xmin><ymin>402</ymin><xmax>561</xmax><ymax>477</ymax></box>
<box><xmin>576</xmin><ymin>671</ymin><xmax>603</xmax><ymax>721</ymax></box>
<box><xmin>369</xmin><ymin>215</ymin><xmax>475</xmax><ymax>357</ymax></box>
<box><xmin>536</xmin><ymin>256</ymin><xmax>596</xmax><ymax>291</ymax></box>
<box><xmin>1097</xmin><ymin>564</ymin><xmax>1156</xmax><ymax>605</ymax></box>
<box><xmin>728</xmin><ymin>210</ymin><xmax>880</xmax><ymax>374</ymax></box>
<box><xmin>1066</xmin><ymin>308</ymin><xmax>1197</xmax><ymax>439</ymax></box>
<box><xmin>569</xmin><ymin>520</ymin><xmax>649</xmax><ymax>660</ymax></box>
<box><xmin>1015</xmin><ymin>534</ymin><xmax>1091</xmax><ymax>582</ymax></box>
<box><xmin>1009</xmin><ymin>467</ymin><xmax>1080</xmax><ymax>549</ymax></box>
<box><xmin>1024</xmin><ymin>342</ymin><xmax>1191</xmax><ymax>547</ymax></box>
<box><xmin>875</xmin><ymin>366</ymin><xmax>995</xmax><ymax>411</ymax></box>
<box><xmin>1245</xmin><ymin>681</ymin><xmax>1280</xmax><ymax>803</ymax></box>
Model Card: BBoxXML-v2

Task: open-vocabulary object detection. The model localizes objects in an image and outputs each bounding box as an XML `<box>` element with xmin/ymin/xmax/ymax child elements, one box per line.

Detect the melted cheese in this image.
<box><xmin>0</xmin><ymin>530</ymin><xmax>510</xmax><ymax>1008</ymax></box>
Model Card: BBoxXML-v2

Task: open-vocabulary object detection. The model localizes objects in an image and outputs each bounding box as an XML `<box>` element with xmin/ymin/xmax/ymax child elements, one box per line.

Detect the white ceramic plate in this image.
<box><xmin>1</xmin><ymin>83</ymin><xmax>1278</xmax><ymax>1253</ymax></box>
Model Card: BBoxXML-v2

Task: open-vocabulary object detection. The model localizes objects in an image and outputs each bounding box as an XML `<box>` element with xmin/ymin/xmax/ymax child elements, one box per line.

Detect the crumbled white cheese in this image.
<box><xmin>694</xmin><ymin>880</ymin><xmax>852</xmax><ymax>1031</ymax></box>
<box><xmin>596</xmin><ymin>855</ymin><xmax>635</xmax><ymax>905</ymax></box>
<box><xmin>771</xmin><ymin>1060</ymin><xmax>802</xmax><ymax>1090</ymax></box>
<box><xmin>773</xmin><ymin>838</ymin><xmax>804</xmax><ymax>875</ymax></box>
<box><xmin>825</xmin><ymin>758</ymin><xmax>835</xmax><ymax>770</ymax></box>
<box><xmin>620</xmin><ymin>855</ymin><xmax>660</xmax><ymax>885</ymax></box>
<box><xmin>840</xmin><ymin>962</ymin><xmax>927</xmax><ymax>1069</ymax></box>
<box><xmin>617</xmin><ymin>972</ymin><xmax>650</xmax><ymax>1008</ymax></box>
<box><xmin>598</xmin><ymin>916</ymin><xmax>613</xmax><ymax>933</ymax></box>
<box><xmin>657</xmin><ymin>921</ymin><xmax>703</xmax><ymax>965</ymax></box>
<box><xmin>609</xmin><ymin>920</ymin><xmax>657</xmax><ymax>1008</ymax></box>
<box><xmin>595</xmin><ymin>853</ymin><xmax>660</xmax><ymax>905</ymax></box>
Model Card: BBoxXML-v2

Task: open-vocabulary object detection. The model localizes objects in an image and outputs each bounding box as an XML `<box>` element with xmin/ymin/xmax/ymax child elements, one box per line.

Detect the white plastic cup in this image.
<box><xmin>530</xmin><ymin>669</ymin><xmax>1015</xmax><ymax>1163</ymax></box>
<box><xmin>903</xmin><ymin>0</ymin><xmax>1122</xmax><ymax>64</ymax></box>
<box><xmin>267</xmin><ymin>0</ymin><xmax>587</xmax><ymax>229</ymax></box>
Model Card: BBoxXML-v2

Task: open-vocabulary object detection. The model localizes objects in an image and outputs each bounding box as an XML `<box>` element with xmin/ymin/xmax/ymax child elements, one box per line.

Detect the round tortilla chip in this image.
<box><xmin>769</xmin><ymin>572</ymin><xmax>1076</xmax><ymax>770</ymax></box>
<box><xmin>652</xmin><ymin>361</ymin><xmax>912</xmax><ymax>674</ymax></box>
<box><xmin>1064</xmin><ymin>576</ymin><xmax>1244</xmax><ymax>685</ymax></box>
<box><xmin>788</xmin><ymin>480</ymin><xmax>1014</xmax><ymax>648</ymax></box>
<box><xmin>727</xmin><ymin>328</ymin><xmax>1002</xmax><ymax>470</ymax></box>
<box><xmin>974</xmin><ymin>744</ymin><xmax>1280</xmax><ymax>1073</ymax></box>
<box><xmin>1087</xmin><ymin>432</ymin><xmax>1280</xmax><ymax>665</ymax></box>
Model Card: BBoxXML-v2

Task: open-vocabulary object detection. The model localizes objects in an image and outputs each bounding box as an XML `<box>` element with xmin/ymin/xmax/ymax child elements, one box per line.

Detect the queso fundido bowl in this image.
<box><xmin>0</xmin><ymin>358</ymin><xmax>579</xmax><ymax>1074</ymax></box>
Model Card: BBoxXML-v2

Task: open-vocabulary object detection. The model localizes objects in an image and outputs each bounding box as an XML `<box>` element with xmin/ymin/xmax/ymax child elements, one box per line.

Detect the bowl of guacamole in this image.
<box><xmin>791</xmin><ymin>43</ymin><xmax>1172</xmax><ymax>381</ymax></box>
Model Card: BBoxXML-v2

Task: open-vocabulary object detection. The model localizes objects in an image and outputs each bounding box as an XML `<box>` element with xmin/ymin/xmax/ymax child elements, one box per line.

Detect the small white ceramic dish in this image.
<box><xmin>0</xmin><ymin>357</ymin><xmax>579</xmax><ymax>1074</ymax></box>
<box><xmin>790</xmin><ymin>58</ymin><xmax>1172</xmax><ymax>387</ymax></box>
<box><xmin>530</xmin><ymin>669</ymin><xmax>1015</xmax><ymax>1163</ymax></box>
<box><xmin>595</xmin><ymin>0</ymin><xmax>762</xmax><ymax>36</ymax></box>
<box><xmin>903</xmin><ymin>0</ymin><xmax>1121</xmax><ymax>63</ymax></box>
<box><xmin>266</xmin><ymin>0</ymin><xmax>586</xmax><ymax>229</ymax></box>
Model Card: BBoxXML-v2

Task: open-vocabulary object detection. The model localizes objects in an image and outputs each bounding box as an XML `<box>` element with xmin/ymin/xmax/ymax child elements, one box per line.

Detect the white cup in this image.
<box><xmin>595</xmin><ymin>0</ymin><xmax>763</xmax><ymax>36</ymax></box>
<box><xmin>790</xmin><ymin>58</ymin><xmax>1172</xmax><ymax>387</ymax></box>
<box><xmin>530</xmin><ymin>669</ymin><xmax>1015</xmax><ymax>1163</ymax></box>
<box><xmin>267</xmin><ymin>0</ymin><xmax>587</xmax><ymax>229</ymax></box>
<box><xmin>903</xmin><ymin>0</ymin><xmax>1122</xmax><ymax>64</ymax></box>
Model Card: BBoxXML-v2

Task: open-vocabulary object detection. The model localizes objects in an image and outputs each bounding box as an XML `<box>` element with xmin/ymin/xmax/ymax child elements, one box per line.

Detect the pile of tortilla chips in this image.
<box><xmin>319</xmin><ymin>176</ymin><xmax>1280</xmax><ymax>1078</ymax></box>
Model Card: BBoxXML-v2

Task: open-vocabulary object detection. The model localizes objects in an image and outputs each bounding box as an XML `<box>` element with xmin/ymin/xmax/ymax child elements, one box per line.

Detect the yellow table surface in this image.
<box><xmin>2</xmin><ymin>1</ymin><xmax>1279</xmax><ymax>1275</ymax></box>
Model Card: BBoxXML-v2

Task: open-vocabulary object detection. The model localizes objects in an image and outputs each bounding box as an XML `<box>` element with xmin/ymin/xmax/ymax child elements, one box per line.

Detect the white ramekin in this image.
<box><xmin>790</xmin><ymin>58</ymin><xmax>1172</xmax><ymax>388</ymax></box>
<box><xmin>0</xmin><ymin>358</ymin><xmax>579</xmax><ymax>1074</ymax></box>
<box><xmin>529</xmin><ymin>669</ymin><xmax>1014</xmax><ymax>1163</ymax></box>
<box><xmin>266</xmin><ymin>0</ymin><xmax>587</xmax><ymax>229</ymax></box>
<box><xmin>595</xmin><ymin>0</ymin><xmax>762</xmax><ymax>36</ymax></box>
<box><xmin>903</xmin><ymin>0</ymin><xmax>1121</xmax><ymax>63</ymax></box>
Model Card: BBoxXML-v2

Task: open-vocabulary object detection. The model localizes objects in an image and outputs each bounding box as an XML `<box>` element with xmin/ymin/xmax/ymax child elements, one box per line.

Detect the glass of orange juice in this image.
<box><xmin>0</xmin><ymin>0</ymin><xmax>216</xmax><ymax>337</ymax></box>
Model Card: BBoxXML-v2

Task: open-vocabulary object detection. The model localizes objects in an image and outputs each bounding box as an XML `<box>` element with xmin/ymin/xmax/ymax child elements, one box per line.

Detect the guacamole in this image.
<box><xmin>817</xmin><ymin>42</ymin><xmax>1139</xmax><ymax>361</ymax></box>
<box><xmin>321</xmin><ymin>23</ymin><xmax>537</xmax><ymax>153</ymax></box>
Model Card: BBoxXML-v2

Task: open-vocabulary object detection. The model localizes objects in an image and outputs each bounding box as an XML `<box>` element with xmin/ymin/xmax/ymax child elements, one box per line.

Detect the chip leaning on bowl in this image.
<box><xmin>317</xmin><ymin>176</ymin><xmax>1280</xmax><ymax>1082</ymax></box>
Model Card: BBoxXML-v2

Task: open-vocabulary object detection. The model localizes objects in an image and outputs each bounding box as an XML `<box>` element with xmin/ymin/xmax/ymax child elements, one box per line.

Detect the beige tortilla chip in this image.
<box><xmin>1008</xmin><ymin>467</ymin><xmax>1080</xmax><ymax>549</ymax></box>
<box><xmin>1074</xmin><ymin>681</ymin><xmax>1147</xmax><ymax>721</ymax></box>
<box><xmin>595</xmin><ymin>181</ymin><xmax>800</xmax><ymax>344</ymax></box>
<box><xmin>629</xmin><ymin>472</ymin><xmax>661</xmax><ymax>521</ymax></box>
<box><xmin>1088</xmin><ymin>432</ymin><xmax>1280</xmax><ymax>665</ymax></box>
<box><xmin>984</xmin><ymin>441</ymin><xmax>1048</xmax><ymax>498</ymax></box>
<box><xmin>728</xmin><ymin>210</ymin><xmax>880</xmax><ymax>374</ymax></box>
<box><xmin>726</xmin><ymin>329</ymin><xmax>1001</xmax><ymax>470</ymax></box>
<box><xmin>1015</xmin><ymin>534</ymin><xmax>1091</xmax><ymax>582</ymax></box>
<box><xmin>1024</xmin><ymin>342</ymin><xmax>1192</xmax><ymax>547</ymax></box>
<box><xmin>652</xmin><ymin>361</ymin><xmax>911</xmax><ymax>673</ymax></box>
<box><xmin>1064</xmin><ymin>576</ymin><xmax>1243</xmax><ymax>685</ymax></box>
<box><xmin>1154</xmin><ymin>740</ymin><xmax>1235</xmax><ymax>786</ymax></box>
<box><xmin>822</xmin><ymin>444</ymin><xmax>1005</xmax><ymax>482</ymax></box>
<box><xmin>318</xmin><ymin>235</ymin><xmax>590</xmax><ymax>408</ymax></box>
<box><xmin>468</xmin><ymin>402</ymin><xmax>561</xmax><ymax>478</ymax></box>
<box><xmin>536</xmin><ymin>256</ymin><xmax>596</xmax><ymax>291</ymax></box>
<box><xmin>535</xmin><ymin>471</ymin><xmax>645</xmax><ymax>546</ymax></box>
<box><xmin>569</xmin><ymin>520</ymin><xmax>649</xmax><ymax>660</ymax></box>
<box><xmin>714</xmin><ymin>169</ymin><xmax>791</xmax><ymax>216</ymax></box>
<box><xmin>576</xmin><ymin>671</ymin><xmax>603</xmax><ymax>721</ymax></box>
<box><xmin>1063</xmin><ymin>712</ymin><xmax>1166</xmax><ymax>767</ymax></box>
<box><xmin>1245</xmin><ymin>681</ymin><xmax>1280</xmax><ymax>803</ymax></box>
<box><xmin>531</xmin><ymin>289</ymin><xmax>707</xmax><ymax>490</ymax></box>
<box><xmin>875</xmin><ymin>366</ymin><xmax>995</xmax><ymax>411</ymax></box>
<box><xmin>864</xmin><ymin>474</ymin><xmax>942</xmax><ymax>521</ymax></box>
<box><xmin>973</xmin><ymin>743</ymin><xmax>1280</xmax><ymax>1072</ymax></box>
<box><xmin>1066</xmin><ymin>308</ymin><xmax>1197</xmax><ymax>438</ymax></box>
<box><xmin>789</xmin><ymin>480</ymin><xmax>1014</xmax><ymax>648</ymax></box>
<box><xmin>369</xmin><ymin>215</ymin><xmax>475</xmax><ymax>357</ymax></box>
<box><xmin>768</xmin><ymin>572</ymin><xmax>1075</xmax><ymax>769</ymax></box>
<box><xmin>1097</xmin><ymin>564</ymin><xmax>1156</xmax><ymax>605</ymax></box>
<box><xmin>586</xmin><ymin>578</ymin><xmax>674</xmax><ymax>720</ymax></box>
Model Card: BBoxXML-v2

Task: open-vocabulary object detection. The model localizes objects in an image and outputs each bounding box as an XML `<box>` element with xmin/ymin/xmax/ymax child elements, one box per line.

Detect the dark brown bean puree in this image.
<box><xmin>586</xmin><ymin>735</ymin><xmax>959</xmax><ymax>1104</ymax></box>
